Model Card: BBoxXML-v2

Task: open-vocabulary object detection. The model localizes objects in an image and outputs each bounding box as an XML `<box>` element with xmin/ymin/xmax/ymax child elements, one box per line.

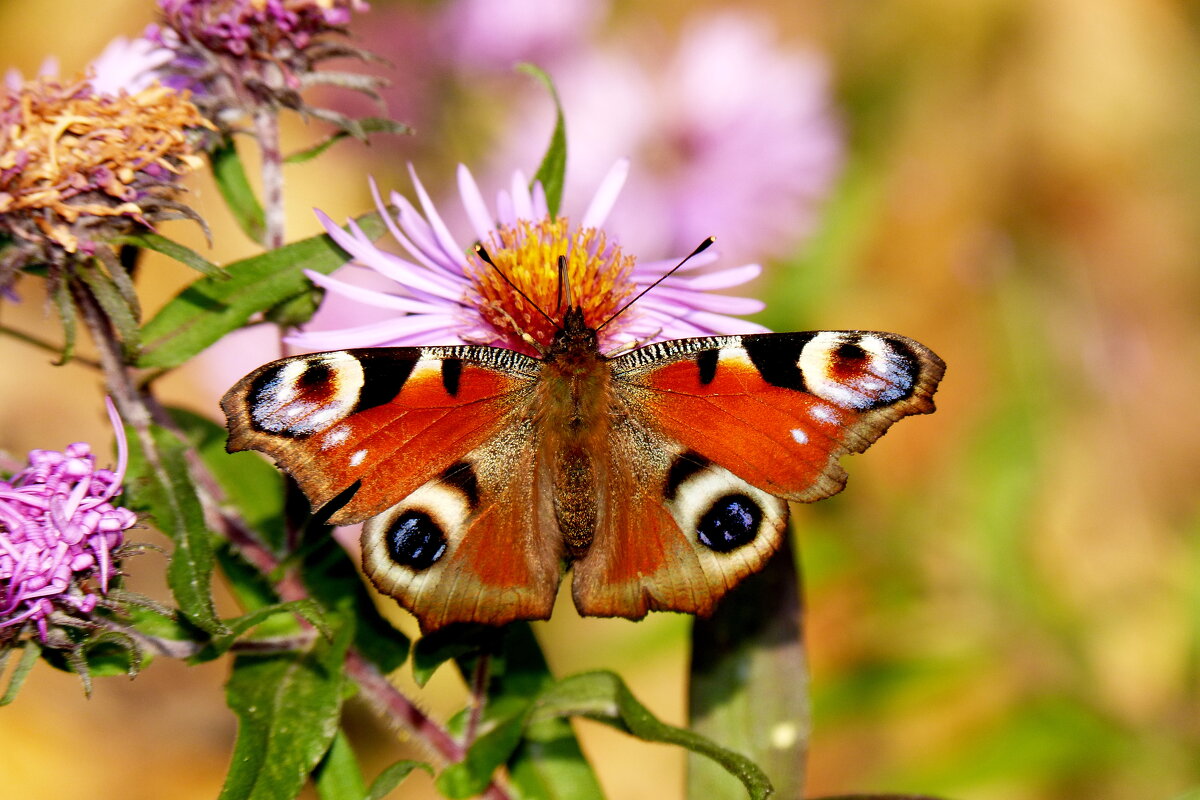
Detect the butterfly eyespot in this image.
<box><xmin>385</xmin><ymin>510</ymin><xmax>448</xmax><ymax>571</ymax></box>
<box><xmin>799</xmin><ymin>332</ymin><xmax>916</xmax><ymax>410</ymax></box>
<box><xmin>695</xmin><ymin>493</ymin><xmax>763</xmax><ymax>553</ymax></box>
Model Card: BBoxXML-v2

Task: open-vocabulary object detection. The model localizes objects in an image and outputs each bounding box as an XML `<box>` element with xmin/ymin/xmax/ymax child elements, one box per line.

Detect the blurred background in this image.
<box><xmin>1</xmin><ymin>0</ymin><xmax>1198</xmax><ymax>798</ymax></box>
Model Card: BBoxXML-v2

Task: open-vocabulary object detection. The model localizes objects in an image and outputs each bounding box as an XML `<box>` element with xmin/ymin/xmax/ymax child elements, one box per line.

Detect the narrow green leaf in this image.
<box><xmin>437</xmin><ymin>710</ymin><xmax>530</xmax><ymax>799</ymax></box>
<box><xmin>50</xmin><ymin>277</ymin><xmax>77</xmax><ymax>365</ymax></box>
<box><xmin>484</xmin><ymin>624</ymin><xmax>603</xmax><ymax>800</ymax></box>
<box><xmin>508</xmin><ymin>715</ymin><xmax>605</xmax><ymax>800</ymax></box>
<box><xmin>137</xmin><ymin>211</ymin><xmax>385</xmax><ymax>369</ymax></box>
<box><xmin>298</xmin><ymin>517</ymin><xmax>409</xmax><ymax>674</ymax></box>
<box><xmin>517</xmin><ymin>63</ymin><xmax>567</xmax><ymax>218</ymax></box>
<box><xmin>689</xmin><ymin>535</ymin><xmax>808</xmax><ymax>799</ymax></box>
<box><xmin>284</xmin><ymin>118</ymin><xmax>413</xmax><ymax>164</ymax></box>
<box><xmin>0</xmin><ymin>641</ymin><xmax>41</xmax><ymax>705</ymax></box>
<box><xmin>196</xmin><ymin>599</ymin><xmax>330</xmax><ymax>663</ymax></box>
<box><xmin>365</xmin><ymin>760</ymin><xmax>433</xmax><ymax>800</ymax></box>
<box><xmin>264</xmin><ymin>284</ymin><xmax>325</xmax><ymax>329</ymax></box>
<box><xmin>170</xmin><ymin>407</ymin><xmax>286</xmax><ymax>553</ymax></box>
<box><xmin>314</xmin><ymin>730</ymin><xmax>368</xmax><ymax>800</ymax></box>
<box><xmin>411</xmin><ymin>624</ymin><xmax>500</xmax><ymax>688</ymax></box>
<box><xmin>123</xmin><ymin>424</ymin><xmax>228</xmax><ymax>635</ymax></box>
<box><xmin>532</xmin><ymin>671</ymin><xmax>774</xmax><ymax>800</ymax></box>
<box><xmin>220</xmin><ymin>618</ymin><xmax>354</xmax><ymax>800</ymax></box>
<box><xmin>212</xmin><ymin>138</ymin><xmax>267</xmax><ymax>244</ymax></box>
<box><xmin>113</xmin><ymin>232</ymin><xmax>224</xmax><ymax>278</ymax></box>
<box><xmin>76</xmin><ymin>262</ymin><xmax>141</xmax><ymax>358</ymax></box>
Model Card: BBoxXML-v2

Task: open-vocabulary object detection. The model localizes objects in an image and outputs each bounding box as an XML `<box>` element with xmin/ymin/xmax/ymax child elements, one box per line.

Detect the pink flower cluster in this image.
<box><xmin>150</xmin><ymin>0</ymin><xmax>368</xmax><ymax>83</ymax></box>
<box><xmin>0</xmin><ymin>405</ymin><xmax>135</xmax><ymax>643</ymax></box>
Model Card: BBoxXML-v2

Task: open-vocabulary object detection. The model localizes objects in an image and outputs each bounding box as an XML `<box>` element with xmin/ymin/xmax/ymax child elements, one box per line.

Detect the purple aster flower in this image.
<box><xmin>289</xmin><ymin>159</ymin><xmax>768</xmax><ymax>356</ymax></box>
<box><xmin>86</xmin><ymin>35</ymin><xmax>178</xmax><ymax>96</ymax></box>
<box><xmin>494</xmin><ymin>11</ymin><xmax>844</xmax><ymax>263</ymax></box>
<box><xmin>436</xmin><ymin>0</ymin><xmax>607</xmax><ymax>73</ymax></box>
<box><xmin>0</xmin><ymin>400</ymin><xmax>137</xmax><ymax>647</ymax></box>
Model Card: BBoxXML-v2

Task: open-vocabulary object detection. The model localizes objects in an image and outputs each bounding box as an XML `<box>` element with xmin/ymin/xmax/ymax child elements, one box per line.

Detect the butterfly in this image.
<box><xmin>221</xmin><ymin>288</ymin><xmax>944</xmax><ymax>632</ymax></box>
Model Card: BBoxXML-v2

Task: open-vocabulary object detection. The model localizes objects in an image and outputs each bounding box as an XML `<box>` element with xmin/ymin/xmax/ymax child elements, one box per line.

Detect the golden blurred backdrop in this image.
<box><xmin>1</xmin><ymin>1</ymin><xmax>1198</xmax><ymax>798</ymax></box>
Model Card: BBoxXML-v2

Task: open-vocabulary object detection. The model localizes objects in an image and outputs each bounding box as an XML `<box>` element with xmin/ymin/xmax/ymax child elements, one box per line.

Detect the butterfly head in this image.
<box><xmin>467</xmin><ymin>221</ymin><xmax>636</xmax><ymax>356</ymax></box>
<box><xmin>545</xmin><ymin>305</ymin><xmax>602</xmax><ymax>363</ymax></box>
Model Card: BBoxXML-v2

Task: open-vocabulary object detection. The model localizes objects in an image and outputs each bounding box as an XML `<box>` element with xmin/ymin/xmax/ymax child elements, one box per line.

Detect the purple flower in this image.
<box><xmin>0</xmin><ymin>400</ymin><xmax>136</xmax><ymax>645</ymax></box>
<box><xmin>436</xmin><ymin>0</ymin><xmax>607</xmax><ymax>73</ymax></box>
<box><xmin>148</xmin><ymin>0</ymin><xmax>376</xmax><ymax>123</ymax></box>
<box><xmin>86</xmin><ymin>35</ymin><xmax>178</xmax><ymax>96</ymax></box>
<box><xmin>289</xmin><ymin>160</ymin><xmax>768</xmax><ymax>356</ymax></box>
<box><xmin>494</xmin><ymin>11</ymin><xmax>844</xmax><ymax>263</ymax></box>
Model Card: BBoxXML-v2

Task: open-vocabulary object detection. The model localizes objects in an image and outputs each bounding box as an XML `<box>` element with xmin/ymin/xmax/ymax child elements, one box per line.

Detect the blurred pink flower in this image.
<box><xmin>436</xmin><ymin>0</ymin><xmax>607</xmax><ymax>72</ymax></box>
<box><xmin>495</xmin><ymin>12</ymin><xmax>844</xmax><ymax>263</ymax></box>
<box><xmin>290</xmin><ymin>159</ymin><xmax>768</xmax><ymax>356</ymax></box>
<box><xmin>0</xmin><ymin>400</ymin><xmax>136</xmax><ymax>645</ymax></box>
<box><xmin>86</xmin><ymin>35</ymin><xmax>177</xmax><ymax>96</ymax></box>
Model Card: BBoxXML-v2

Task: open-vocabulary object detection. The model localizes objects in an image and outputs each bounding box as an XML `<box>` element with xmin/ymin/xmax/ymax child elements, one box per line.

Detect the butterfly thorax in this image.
<box><xmin>538</xmin><ymin>306</ymin><xmax>612</xmax><ymax>555</ymax></box>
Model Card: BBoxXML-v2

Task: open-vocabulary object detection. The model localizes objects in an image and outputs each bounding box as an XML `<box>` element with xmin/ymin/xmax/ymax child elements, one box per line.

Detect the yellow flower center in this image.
<box><xmin>465</xmin><ymin>217</ymin><xmax>637</xmax><ymax>351</ymax></box>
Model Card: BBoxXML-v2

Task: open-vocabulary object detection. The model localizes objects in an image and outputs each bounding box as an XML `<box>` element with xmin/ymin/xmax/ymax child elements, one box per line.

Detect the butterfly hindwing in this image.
<box><xmin>359</xmin><ymin>424</ymin><xmax>565</xmax><ymax>630</ymax></box>
<box><xmin>570</xmin><ymin>422</ymin><xmax>789</xmax><ymax>619</ymax></box>
<box><xmin>221</xmin><ymin>346</ymin><xmax>540</xmax><ymax>524</ymax></box>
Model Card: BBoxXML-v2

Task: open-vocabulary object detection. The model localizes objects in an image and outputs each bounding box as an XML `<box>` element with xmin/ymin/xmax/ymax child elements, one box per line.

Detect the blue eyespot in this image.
<box><xmin>386</xmin><ymin>510</ymin><xmax>447</xmax><ymax>570</ymax></box>
<box><xmin>696</xmin><ymin>494</ymin><xmax>762</xmax><ymax>552</ymax></box>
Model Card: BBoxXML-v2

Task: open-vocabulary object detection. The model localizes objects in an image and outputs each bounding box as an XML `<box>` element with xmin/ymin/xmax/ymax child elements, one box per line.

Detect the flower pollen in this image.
<box><xmin>466</xmin><ymin>218</ymin><xmax>636</xmax><ymax>350</ymax></box>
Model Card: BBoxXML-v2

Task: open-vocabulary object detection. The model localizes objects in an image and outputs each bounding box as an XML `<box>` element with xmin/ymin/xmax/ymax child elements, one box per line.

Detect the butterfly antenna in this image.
<box><xmin>473</xmin><ymin>244</ymin><xmax>557</xmax><ymax>328</ymax></box>
<box><xmin>596</xmin><ymin>237</ymin><xmax>716</xmax><ymax>333</ymax></box>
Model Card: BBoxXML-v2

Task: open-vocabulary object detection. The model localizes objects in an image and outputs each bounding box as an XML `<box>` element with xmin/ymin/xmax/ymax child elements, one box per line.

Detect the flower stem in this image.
<box><xmin>253</xmin><ymin>108</ymin><xmax>286</xmax><ymax>250</ymax></box>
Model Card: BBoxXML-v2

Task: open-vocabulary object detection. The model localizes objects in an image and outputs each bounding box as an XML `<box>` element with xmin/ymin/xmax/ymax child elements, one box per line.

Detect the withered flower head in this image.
<box><xmin>0</xmin><ymin>73</ymin><xmax>211</xmax><ymax>285</ymax></box>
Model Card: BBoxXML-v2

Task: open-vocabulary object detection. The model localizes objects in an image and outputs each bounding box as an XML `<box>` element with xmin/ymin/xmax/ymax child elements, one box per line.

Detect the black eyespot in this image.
<box><xmin>385</xmin><ymin>510</ymin><xmax>447</xmax><ymax>570</ymax></box>
<box><xmin>696</xmin><ymin>494</ymin><xmax>762</xmax><ymax>553</ymax></box>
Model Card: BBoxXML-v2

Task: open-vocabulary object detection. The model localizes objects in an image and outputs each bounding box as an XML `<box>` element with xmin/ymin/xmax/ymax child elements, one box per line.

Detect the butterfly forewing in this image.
<box><xmin>221</xmin><ymin>346</ymin><xmax>540</xmax><ymax>524</ymax></box>
<box><xmin>610</xmin><ymin>330</ymin><xmax>945</xmax><ymax>505</ymax></box>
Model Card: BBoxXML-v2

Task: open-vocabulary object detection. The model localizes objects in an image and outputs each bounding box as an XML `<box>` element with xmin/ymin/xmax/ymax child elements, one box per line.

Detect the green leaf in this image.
<box><xmin>76</xmin><ymin>261</ymin><xmax>141</xmax><ymax>359</ymax></box>
<box><xmin>137</xmin><ymin>211</ymin><xmax>385</xmax><ymax>369</ymax></box>
<box><xmin>533</xmin><ymin>671</ymin><xmax>774</xmax><ymax>800</ymax></box>
<box><xmin>220</xmin><ymin>618</ymin><xmax>354</xmax><ymax>800</ymax></box>
<box><xmin>313</xmin><ymin>730</ymin><xmax>368</xmax><ymax>800</ymax></box>
<box><xmin>437</xmin><ymin>710</ymin><xmax>530</xmax><ymax>799</ymax></box>
<box><xmin>170</xmin><ymin>407</ymin><xmax>286</xmax><ymax>553</ymax></box>
<box><xmin>0</xmin><ymin>641</ymin><xmax>41</xmax><ymax>705</ymax></box>
<box><xmin>411</xmin><ymin>624</ymin><xmax>500</xmax><ymax>688</ymax></box>
<box><xmin>211</xmin><ymin>138</ymin><xmax>267</xmax><ymax>244</ymax></box>
<box><xmin>50</xmin><ymin>277</ymin><xmax>77</xmax><ymax>365</ymax></box>
<box><xmin>517</xmin><ymin>63</ymin><xmax>567</xmax><ymax>218</ymax></box>
<box><xmin>298</xmin><ymin>517</ymin><xmax>409</xmax><ymax>674</ymax></box>
<box><xmin>508</xmin><ymin>715</ymin><xmax>605</xmax><ymax>800</ymax></box>
<box><xmin>458</xmin><ymin>624</ymin><xmax>602</xmax><ymax>800</ymax></box>
<box><xmin>123</xmin><ymin>424</ymin><xmax>228</xmax><ymax>635</ymax></box>
<box><xmin>284</xmin><ymin>117</ymin><xmax>413</xmax><ymax>164</ymax></box>
<box><xmin>689</xmin><ymin>536</ymin><xmax>808</xmax><ymax>799</ymax></box>
<box><xmin>264</xmin><ymin>283</ymin><xmax>325</xmax><ymax>329</ymax></box>
<box><xmin>365</xmin><ymin>760</ymin><xmax>433</xmax><ymax>800</ymax></box>
<box><xmin>113</xmin><ymin>232</ymin><xmax>224</xmax><ymax>278</ymax></box>
<box><xmin>195</xmin><ymin>599</ymin><xmax>330</xmax><ymax>663</ymax></box>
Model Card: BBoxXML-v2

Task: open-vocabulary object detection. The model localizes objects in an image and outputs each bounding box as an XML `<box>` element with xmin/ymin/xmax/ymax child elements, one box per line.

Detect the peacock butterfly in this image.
<box><xmin>221</xmin><ymin>268</ymin><xmax>944</xmax><ymax>632</ymax></box>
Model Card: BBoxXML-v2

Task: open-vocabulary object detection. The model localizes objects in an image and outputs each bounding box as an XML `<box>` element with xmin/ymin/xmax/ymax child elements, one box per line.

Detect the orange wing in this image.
<box><xmin>571</xmin><ymin>331</ymin><xmax>943</xmax><ymax>619</ymax></box>
<box><xmin>221</xmin><ymin>346</ymin><xmax>540</xmax><ymax>525</ymax></box>
<box><xmin>610</xmin><ymin>331</ymin><xmax>945</xmax><ymax>504</ymax></box>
